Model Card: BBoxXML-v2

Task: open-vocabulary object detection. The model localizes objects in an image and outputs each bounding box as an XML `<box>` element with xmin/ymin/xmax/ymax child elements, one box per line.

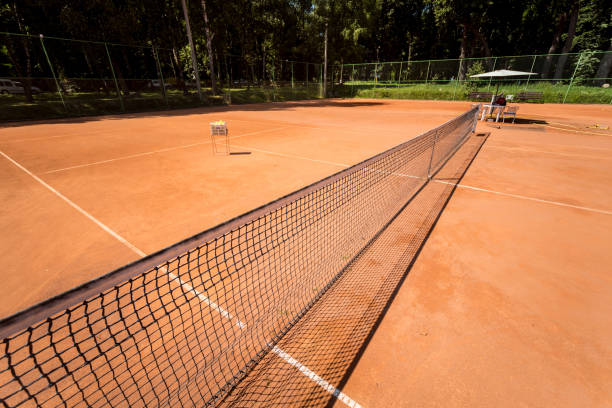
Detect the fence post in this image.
<box><xmin>319</xmin><ymin>64</ymin><xmax>323</xmax><ymax>97</ymax></box>
<box><xmin>104</xmin><ymin>43</ymin><xmax>125</xmax><ymax>112</ymax></box>
<box><xmin>374</xmin><ymin>63</ymin><xmax>378</xmax><ymax>87</ymax></box>
<box><xmin>425</xmin><ymin>60</ymin><xmax>430</xmax><ymax>84</ymax></box>
<box><xmin>453</xmin><ymin>59</ymin><xmax>462</xmax><ymax>100</ymax></box>
<box><xmin>487</xmin><ymin>57</ymin><xmax>497</xmax><ymax>90</ymax></box>
<box><xmin>525</xmin><ymin>55</ymin><xmax>537</xmax><ymax>90</ymax></box>
<box><xmin>39</xmin><ymin>34</ymin><xmax>67</xmax><ymax>112</ymax></box>
<box><xmin>427</xmin><ymin>130</ymin><xmax>438</xmax><ymax>179</ymax></box>
<box><xmin>563</xmin><ymin>52</ymin><xmax>583</xmax><ymax>104</ymax></box>
<box><xmin>152</xmin><ymin>46</ymin><xmax>168</xmax><ymax>107</ymax></box>
<box><xmin>398</xmin><ymin>60</ymin><xmax>402</xmax><ymax>88</ymax></box>
<box><xmin>291</xmin><ymin>62</ymin><xmax>294</xmax><ymax>89</ymax></box>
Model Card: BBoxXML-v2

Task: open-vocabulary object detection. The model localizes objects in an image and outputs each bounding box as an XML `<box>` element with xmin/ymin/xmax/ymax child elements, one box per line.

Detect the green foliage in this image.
<box><xmin>464</xmin><ymin>60</ymin><xmax>485</xmax><ymax>93</ymax></box>
<box><xmin>348</xmin><ymin>81</ymin><xmax>611</xmax><ymax>104</ymax></box>
<box><xmin>574</xmin><ymin>51</ymin><xmax>600</xmax><ymax>85</ymax></box>
<box><xmin>1</xmin><ymin>0</ymin><xmax>612</xmax><ymax>121</ymax></box>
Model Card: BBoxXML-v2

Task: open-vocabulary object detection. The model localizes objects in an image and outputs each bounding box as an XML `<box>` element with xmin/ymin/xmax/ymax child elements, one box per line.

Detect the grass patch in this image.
<box><xmin>341</xmin><ymin>81</ymin><xmax>612</xmax><ymax>104</ymax></box>
<box><xmin>1</xmin><ymin>81</ymin><xmax>608</xmax><ymax>123</ymax></box>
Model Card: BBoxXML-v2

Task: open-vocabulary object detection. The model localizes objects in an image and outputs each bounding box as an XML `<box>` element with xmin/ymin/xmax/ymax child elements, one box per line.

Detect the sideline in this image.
<box><xmin>0</xmin><ymin>149</ymin><xmax>359</xmax><ymax>407</ymax></box>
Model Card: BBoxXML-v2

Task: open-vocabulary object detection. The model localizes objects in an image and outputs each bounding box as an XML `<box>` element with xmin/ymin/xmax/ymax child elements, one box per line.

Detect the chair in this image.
<box><xmin>502</xmin><ymin>106</ymin><xmax>518</xmax><ymax>123</ymax></box>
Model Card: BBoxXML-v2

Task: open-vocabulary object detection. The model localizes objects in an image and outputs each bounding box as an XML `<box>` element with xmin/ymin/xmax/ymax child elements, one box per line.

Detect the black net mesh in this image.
<box><xmin>0</xmin><ymin>107</ymin><xmax>478</xmax><ymax>407</ymax></box>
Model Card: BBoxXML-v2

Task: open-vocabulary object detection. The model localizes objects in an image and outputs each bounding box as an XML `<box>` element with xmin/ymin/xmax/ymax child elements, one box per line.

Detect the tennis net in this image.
<box><xmin>0</xmin><ymin>107</ymin><xmax>478</xmax><ymax>408</ymax></box>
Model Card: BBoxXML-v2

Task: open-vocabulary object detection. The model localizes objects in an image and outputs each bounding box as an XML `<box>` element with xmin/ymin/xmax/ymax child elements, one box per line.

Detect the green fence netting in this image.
<box><xmin>1</xmin><ymin>31</ymin><xmax>610</xmax><ymax>121</ymax></box>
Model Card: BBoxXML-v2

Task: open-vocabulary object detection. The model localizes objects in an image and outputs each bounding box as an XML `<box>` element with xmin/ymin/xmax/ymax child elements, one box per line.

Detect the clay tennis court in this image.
<box><xmin>1</xmin><ymin>99</ymin><xmax>611</xmax><ymax>407</ymax></box>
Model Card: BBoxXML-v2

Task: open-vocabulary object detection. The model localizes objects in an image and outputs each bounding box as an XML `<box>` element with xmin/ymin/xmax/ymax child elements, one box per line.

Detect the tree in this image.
<box><xmin>200</xmin><ymin>0</ymin><xmax>217</xmax><ymax>94</ymax></box>
<box><xmin>553</xmin><ymin>0</ymin><xmax>579</xmax><ymax>79</ymax></box>
<box><xmin>1</xmin><ymin>1</ymin><xmax>38</xmax><ymax>102</ymax></box>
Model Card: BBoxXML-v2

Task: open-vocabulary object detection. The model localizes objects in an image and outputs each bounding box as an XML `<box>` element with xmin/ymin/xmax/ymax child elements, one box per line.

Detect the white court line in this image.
<box><xmin>484</xmin><ymin>144</ymin><xmax>612</xmax><ymax>160</ymax></box>
<box><xmin>233</xmin><ymin>143</ymin><xmax>612</xmax><ymax>216</ymax></box>
<box><xmin>1</xmin><ymin>149</ymin><xmax>356</xmax><ymax>404</ymax></box>
<box><xmin>166</xmin><ymin>270</ymin><xmax>246</xmax><ymax>329</ymax></box>
<box><xmin>232</xmin><ymin>143</ymin><xmax>427</xmax><ymax>181</ymax></box>
<box><xmin>44</xmin><ymin>126</ymin><xmax>293</xmax><ymax>174</ymax></box>
<box><xmin>435</xmin><ymin>180</ymin><xmax>612</xmax><ymax>215</ymax></box>
<box><xmin>1</xmin><ymin>128</ymin><xmax>124</xmax><ymax>144</ymax></box>
<box><xmin>1</xmin><ymin>150</ymin><xmax>246</xmax><ymax>329</ymax></box>
<box><xmin>45</xmin><ymin>141</ymin><xmax>212</xmax><ymax>173</ymax></box>
<box><xmin>231</xmin><ymin>143</ymin><xmax>351</xmax><ymax>168</ymax></box>
<box><xmin>1</xmin><ymin>150</ymin><xmax>145</xmax><ymax>255</ymax></box>
<box><xmin>543</xmin><ymin>124</ymin><xmax>612</xmax><ymax>137</ymax></box>
<box><xmin>272</xmin><ymin>346</ymin><xmax>362</xmax><ymax>408</ymax></box>
<box><xmin>486</xmin><ymin>140</ymin><xmax>612</xmax><ymax>152</ymax></box>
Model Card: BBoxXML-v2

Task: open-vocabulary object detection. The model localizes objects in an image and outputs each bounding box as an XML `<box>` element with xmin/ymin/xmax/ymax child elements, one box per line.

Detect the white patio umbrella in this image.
<box><xmin>470</xmin><ymin>69</ymin><xmax>538</xmax><ymax>96</ymax></box>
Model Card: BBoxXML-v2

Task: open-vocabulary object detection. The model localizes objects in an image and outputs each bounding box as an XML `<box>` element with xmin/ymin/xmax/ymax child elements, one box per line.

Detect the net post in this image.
<box><xmin>39</xmin><ymin>34</ymin><xmax>67</xmax><ymax>112</ymax></box>
<box><xmin>104</xmin><ymin>43</ymin><xmax>125</xmax><ymax>112</ymax></box>
<box><xmin>427</xmin><ymin>130</ymin><xmax>438</xmax><ymax>179</ymax></box>
<box><xmin>563</xmin><ymin>52</ymin><xmax>583</xmax><ymax>104</ymax></box>
<box><xmin>525</xmin><ymin>55</ymin><xmax>537</xmax><ymax>91</ymax></box>
<box><xmin>291</xmin><ymin>61</ymin><xmax>294</xmax><ymax>89</ymax></box>
<box><xmin>306</xmin><ymin>63</ymin><xmax>309</xmax><ymax>89</ymax></box>
<box><xmin>152</xmin><ymin>45</ymin><xmax>169</xmax><ymax>108</ymax></box>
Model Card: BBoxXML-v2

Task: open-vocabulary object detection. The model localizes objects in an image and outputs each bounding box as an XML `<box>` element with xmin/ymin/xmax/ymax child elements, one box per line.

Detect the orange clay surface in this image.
<box><xmin>1</xmin><ymin>99</ymin><xmax>612</xmax><ymax>406</ymax></box>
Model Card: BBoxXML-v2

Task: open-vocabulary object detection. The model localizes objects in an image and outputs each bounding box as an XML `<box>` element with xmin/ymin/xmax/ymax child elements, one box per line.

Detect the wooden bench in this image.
<box><xmin>515</xmin><ymin>91</ymin><xmax>543</xmax><ymax>102</ymax></box>
<box><xmin>468</xmin><ymin>91</ymin><xmax>493</xmax><ymax>101</ymax></box>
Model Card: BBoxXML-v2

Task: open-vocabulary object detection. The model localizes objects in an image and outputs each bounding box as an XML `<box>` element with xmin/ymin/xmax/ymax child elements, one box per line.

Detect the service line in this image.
<box><xmin>44</xmin><ymin>126</ymin><xmax>294</xmax><ymax>174</ymax></box>
<box><xmin>232</xmin><ymin>143</ymin><xmax>612</xmax><ymax>216</ymax></box>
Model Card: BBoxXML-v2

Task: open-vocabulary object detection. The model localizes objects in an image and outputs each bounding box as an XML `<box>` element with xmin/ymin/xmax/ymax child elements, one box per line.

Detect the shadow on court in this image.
<box><xmin>221</xmin><ymin>133</ymin><xmax>489</xmax><ymax>406</ymax></box>
<box><xmin>0</xmin><ymin>99</ymin><xmax>385</xmax><ymax>128</ymax></box>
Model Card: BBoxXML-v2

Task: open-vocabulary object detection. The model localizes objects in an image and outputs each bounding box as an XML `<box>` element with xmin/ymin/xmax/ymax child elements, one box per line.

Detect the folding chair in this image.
<box><xmin>501</xmin><ymin>106</ymin><xmax>518</xmax><ymax>123</ymax></box>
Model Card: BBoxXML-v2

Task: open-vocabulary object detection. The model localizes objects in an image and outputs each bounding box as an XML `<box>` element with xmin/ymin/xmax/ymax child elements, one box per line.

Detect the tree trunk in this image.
<box><xmin>200</xmin><ymin>0</ymin><xmax>217</xmax><ymax>94</ymax></box>
<box><xmin>542</xmin><ymin>12</ymin><xmax>567</xmax><ymax>78</ymax></box>
<box><xmin>171</xmin><ymin>47</ymin><xmax>186</xmax><ymax>93</ymax></box>
<box><xmin>554</xmin><ymin>4</ymin><xmax>579</xmax><ymax>79</ymax></box>
<box><xmin>595</xmin><ymin>43</ymin><xmax>612</xmax><ymax>86</ymax></box>
<box><xmin>262</xmin><ymin>45</ymin><xmax>266</xmax><ymax>85</ymax></box>
<box><xmin>470</xmin><ymin>24</ymin><xmax>493</xmax><ymax>69</ymax></box>
<box><xmin>458</xmin><ymin>25</ymin><xmax>468</xmax><ymax>80</ymax></box>
<box><xmin>323</xmin><ymin>22</ymin><xmax>328</xmax><ymax>97</ymax></box>
<box><xmin>12</xmin><ymin>2</ymin><xmax>33</xmax><ymax>102</ymax></box>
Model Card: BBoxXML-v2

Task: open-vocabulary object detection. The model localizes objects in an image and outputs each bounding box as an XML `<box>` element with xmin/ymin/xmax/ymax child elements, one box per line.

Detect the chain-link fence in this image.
<box><xmin>2</xmin><ymin>30</ymin><xmax>611</xmax><ymax>121</ymax></box>
<box><xmin>332</xmin><ymin>51</ymin><xmax>612</xmax><ymax>104</ymax></box>
<box><xmin>0</xmin><ymin>32</ymin><xmax>323</xmax><ymax>121</ymax></box>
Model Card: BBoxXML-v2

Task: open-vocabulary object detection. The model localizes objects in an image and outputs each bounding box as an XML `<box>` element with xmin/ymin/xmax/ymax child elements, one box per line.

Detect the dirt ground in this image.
<box><xmin>1</xmin><ymin>99</ymin><xmax>611</xmax><ymax>407</ymax></box>
<box><xmin>332</xmin><ymin>101</ymin><xmax>612</xmax><ymax>407</ymax></box>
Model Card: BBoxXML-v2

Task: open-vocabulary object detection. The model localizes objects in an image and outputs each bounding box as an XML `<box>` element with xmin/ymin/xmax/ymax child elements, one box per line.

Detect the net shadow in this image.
<box><xmin>0</xmin><ymin>109</ymin><xmax>479</xmax><ymax>408</ymax></box>
<box><xmin>221</xmin><ymin>133</ymin><xmax>489</xmax><ymax>407</ymax></box>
